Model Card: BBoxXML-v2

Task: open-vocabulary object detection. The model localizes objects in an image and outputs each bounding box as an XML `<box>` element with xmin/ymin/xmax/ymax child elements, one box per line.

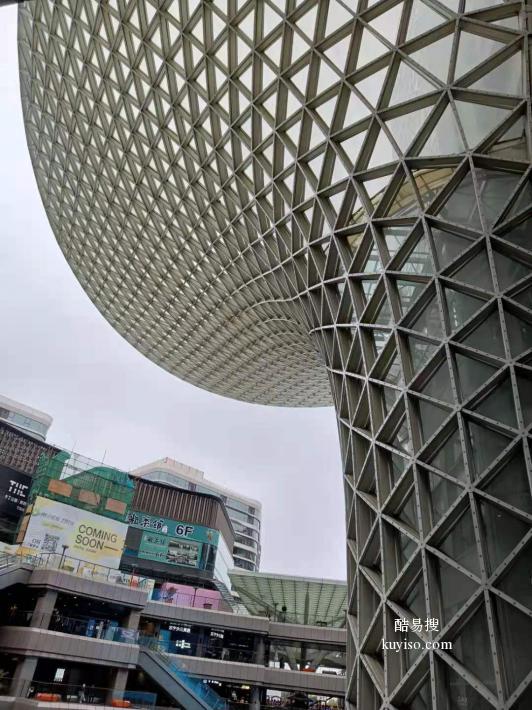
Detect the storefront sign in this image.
<box><xmin>126</xmin><ymin>510</ymin><xmax>219</xmax><ymax>546</ymax></box>
<box><xmin>20</xmin><ymin>496</ymin><xmax>127</xmax><ymax>568</ymax></box>
<box><xmin>0</xmin><ymin>465</ymin><xmax>31</xmax><ymax>519</ymax></box>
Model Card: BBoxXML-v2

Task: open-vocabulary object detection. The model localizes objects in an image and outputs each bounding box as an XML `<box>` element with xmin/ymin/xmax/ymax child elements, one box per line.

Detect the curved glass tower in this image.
<box><xmin>18</xmin><ymin>1</ymin><xmax>532</xmax><ymax>707</ymax></box>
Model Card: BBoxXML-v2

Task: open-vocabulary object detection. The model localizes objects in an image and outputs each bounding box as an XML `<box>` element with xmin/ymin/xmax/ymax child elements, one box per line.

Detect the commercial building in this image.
<box><xmin>0</xmin><ymin>444</ymin><xmax>346</xmax><ymax>709</ymax></box>
<box><xmin>133</xmin><ymin>459</ymin><xmax>262</xmax><ymax>572</ymax></box>
<box><xmin>0</xmin><ymin>395</ymin><xmax>52</xmax><ymax>443</ymax></box>
<box><xmin>18</xmin><ymin>2</ymin><xmax>532</xmax><ymax>709</ymax></box>
<box><xmin>0</xmin><ymin>396</ymin><xmax>58</xmax><ymax>544</ymax></box>
<box><xmin>0</xmin><ymin>556</ymin><xmax>346</xmax><ymax>709</ymax></box>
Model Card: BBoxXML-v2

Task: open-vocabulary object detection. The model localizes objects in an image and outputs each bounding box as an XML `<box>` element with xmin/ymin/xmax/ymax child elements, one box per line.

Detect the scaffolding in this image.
<box><xmin>29</xmin><ymin>450</ymin><xmax>134</xmax><ymax>521</ymax></box>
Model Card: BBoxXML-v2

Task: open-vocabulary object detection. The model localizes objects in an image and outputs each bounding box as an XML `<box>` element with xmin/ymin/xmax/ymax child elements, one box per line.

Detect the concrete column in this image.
<box><xmin>31</xmin><ymin>590</ymin><xmax>58</xmax><ymax>630</ymax></box>
<box><xmin>125</xmin><ymin>610</ymin><xmax>141</xmax><ymax>630</ymax></box>
<box><xmin>250</xmin><ymin>686</ymin><xmax>261</xmax><ymax>710</ymax></box>
<box><xmin>106</xmin><ymin>669</ymin><xmax>128</xmax><ymax>704</ymax></box>
<box><xmin>9</xmin><ymin>656</ymin><xmax>38</xmax><ymax>697</ymax></box>
<box><xmin>254</xmin><ymin>635</ymin><xmax>266</xmax><ymax>666</ymax></box>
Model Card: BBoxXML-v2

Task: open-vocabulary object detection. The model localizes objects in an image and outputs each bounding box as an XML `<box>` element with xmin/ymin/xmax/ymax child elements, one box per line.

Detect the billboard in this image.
<box><xmin>0</xmin><ymin>465</ymin><xmax>31</xmax><ymax>520</ymax></box>
<box><xmin>126</xmin><ymin>510</ymin><xmax>219</xmax><ymax>570</ymax></box>
<box><xmin>138</xmin><ymin>530</ymin><xmax>201</xmax><ymax>568</ymax></box>
<box><xmin>20</xmin><ymin>496</ymin><xmax>127</xmax><ymax>568</ymax></box>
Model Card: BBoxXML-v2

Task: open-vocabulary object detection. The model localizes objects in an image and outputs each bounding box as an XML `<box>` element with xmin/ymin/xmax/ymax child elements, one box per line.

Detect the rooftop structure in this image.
<box><xmin>229</xmin><ymin>570</ymin><xmax>347</xmax><ymax>628</ymax></box>
<box><xmin>0</xmin><ymin>394</ymin><xmax>52</xmax><ymax>442</ymax></box>
<box><xmin>18</xmin><ymin>2</ymin><xmax>532</xmax><ymax>709</ymax></box>
<box><xmin>133</xmin><ymin>458</ymin><xmax>262</xmax><ymax>571</ymax></box>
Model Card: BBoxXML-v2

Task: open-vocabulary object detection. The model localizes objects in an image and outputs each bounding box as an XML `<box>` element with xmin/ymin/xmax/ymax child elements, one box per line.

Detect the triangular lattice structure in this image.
<box><xmin>18</xmin><ymin>1</ymin><xmax>532</xmax><ymax>708</ymax></box>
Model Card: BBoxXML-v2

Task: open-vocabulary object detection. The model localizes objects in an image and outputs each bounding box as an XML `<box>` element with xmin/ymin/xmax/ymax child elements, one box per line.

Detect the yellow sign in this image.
<box><xmin>20</xmin><ymin>496</ymin><xmax>127</xmax><ymax>569</ymax></box>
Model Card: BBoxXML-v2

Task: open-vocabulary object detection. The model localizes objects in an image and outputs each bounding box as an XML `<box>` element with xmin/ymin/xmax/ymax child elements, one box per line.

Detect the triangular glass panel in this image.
<box><xmin>474</xmin><ymin>167</ymin><xmax>523</xmax><ymax>228</ymax></box>
<box><xmin>487</xmin><ymin>114</ymin><xmax>530</xmax><ymax>162</ymax></box>
<box><xmin>411</xmin><ymin>297</ymin><xmax>444</xmax><ymax>338</ymax></box>
<box><xmin>483</xmin><ymin>447</ymin><xmax>532</xmax><ymax>514</ymax></box>
<box><xmin>516</xmin><ymin>372</ymin><xmax>532</xmax><ymax>427</ymax></box>
<box><xmin>400</xmin><ymin>236</ymin><xmax>433</xmax><ymax>276</ymax></box>
<box><xmin>451</xmin><ymin>249</ymin><xmax>494</xmax><ymax>292</ymax></box>
<box><xmin>367</xmin><ymin>129</ymin><xmax>397</xmax><ymax>169</ymax></box>
<box><xmin>420</xmin><ymin>104</ymin><xmax>465</xmax><ymax>157</ymax></box>
<box><xmin>455</xmin><ymin>351</ymin><xmax>498</xmax><ymax>401</ymax></box>
<box><xmin>402</xmin><ymin>573</ymin><xmax>427</xmax><ymax>620</ymax></box>
<box><xmin>461</xmin><ymin>310</ymin><xmax>505</xmax><ymax>358</ymax></box>
<box><xmin>386</xmin><ymin>105</ymin><xmax>433</xmax><ymax>154</ymax></box>
<box><xmin>439</xmin><ymin>662</ymin><xmax>493</xmax><ymax>710</ymax></box>
<box><xmin>431</xmin><ymin>227</ymin><xmax>474</xmax><ymax>270</ymax></box>
<box><xmin>512</xmin><ymin>283</ymin><xmax>532</xmax><ymax>310</ymax></box>
<box><xmin>406</xmin><ymin>0</ymin><xmax>446</xmax><ymax>41</ymax></box>
<box><xmin>438</xmin><ymin>506</ymin><xmax>481</xmax><ymax>576</ymax></box>
<box><xmin>409</xmin><ymin>33</ymin><xmax>453</xmax><ymax>82</ymax></box>
<box><xmin>500</xmin><ymin>215</ymin><xmax>532</xmax><ymax>251</ymax></box>
<box><xmin>420</xmin><ymin>361</ymin><xmax>454</xmax><ymax>404</ymax></box>
<box><xmin>474</xmin><ymin>375</ymin><xmax>518</xmax><ymax>429</ymax></box>
<box><xmin>508</xmin><ymin>176</ymin><xmax>532</xmax><ymax>219</ymax></box>
<box><xmin>418</xmin><ymin>399</ymin><xmax>451</xmax><ymax>443</ymax></box>
<box><xmin>369</xmin><ymin>2</ymin><xmax>403</xmax><ymax>44</ymax></box>
<box><xmin>444</xmin><ymin>287</ymin><xmax>485</xmax><ymax>332</ymax></box>
<box><xmin>494</xmin><ymin>251</ymin><xmax>529</xmax><ymax>291</ymax></box>
<box><xmin>495</xmin><ymin>541</ymin><xmax>532</xmax><ymax>611</ymax></box>
<box><xmin>396</xmin><ymin>487</ymin><xmax>419</xmax><ymax>532</ymax></box>
<box><xmin>470</xmin><ymin>51</ymin><xmax>524</xmax><ymax>97</ymax></box>
<box><xmin>456</xmin><ymin>101</ymin><xmax>510</xmax><ymax>148</ymax></box>
<box><xmin>425</xmin><ymin>468</ymin><xmax>462</xmax><ymax>526</ymax></box>
<box><xmin>357</xmin><ymin>28</ymin><xmax>388</xmax><ymax>69</ymax></box>
<box><xmin>504</xmin><ymin>308</ymin><xmax>532</xmax><ymax>357</ymax></box>
<box><xmin>479</xmin><ymin>498</ymin><xmax>529</xmax><ymax>572</ymax></box>
<box><xmin>381</xmin><ymin>350</ymin><xmax>404</xmax><ymax>387</ymax></box>
<box><xmin>408</xmin><ymin>336</ymin><xmax>438</xmax><ymax>374</ymax></box>
<box><xmin>467</xmin><ymin>420</ymin><xmax>512</xmax><ymax>477</ymax></box>
<box><xmin>432</xmin><ymin>557</ymin><xmax>479</xmax><ymax>627</ymax></box>
<box><xmin>450</xmin><ymin>604</ymin><xmax>496</xmax><ymax>692</ymax></box>
<box><xmin>396</xmin><ymin>279</ymin><xmax>427</xmax><ymax>315</ymax></box>
<box><xmin>383</xmin><ymin>226</ymin><xmax>411</xmax><ymax>261</ymax></box>
<box><xmin>437</xmin><ymin>171</ymin><xmax>482</xmax><ymax>231</ymax></box>
<box><xmin>455</xmin><ymin>31</ymin><xmax>506</xmax><ymax>80</ymax></box>
<box><xmin>390</xmin><ymin>60</ymin><xmax>435</xmax><ymax>106</ymax></box>
<box><xmin>429</xmin><ymin>428</ymin><xmax>466</xmax><ymax>481</ymax></box>
<box><xmin>391</xmin><ymin>415</ymin><xmax>413</xmax><ymax>455</ymax></box>
<box><xmin>356</xmin><ymin>67</ymin><xmax>387</xmax><ymax>107</ymax></box>
<box><xmin>493</xmin><ymin>597</ymin><xmax>532</xmax><ymax>694</ymax></box>
<box><xmin>374</xmin><ymin>297</ymin><xmax>393</xmax><ymax>326</ymax></box>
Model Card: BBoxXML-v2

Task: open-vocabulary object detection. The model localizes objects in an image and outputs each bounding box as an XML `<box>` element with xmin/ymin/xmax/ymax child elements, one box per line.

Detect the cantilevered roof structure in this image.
<box><xmin>19</xmin><ymin>1</ymin><xmax>532</xmax><ymax>708</ymax></box>
<box><xmin>229</xmin><ymin>570</ymin><xmax>347</xmax><ymax>628</ymax></box>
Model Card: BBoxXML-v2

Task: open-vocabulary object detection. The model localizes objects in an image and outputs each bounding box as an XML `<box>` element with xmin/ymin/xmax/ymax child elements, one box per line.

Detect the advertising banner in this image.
<box><xmin>126</xmin><ymin>510</ymin><xmax>219</xmax><ymax>546</ymax></box>
<box><xmin>20</xmin><ymin>496</ymin><xmax>127</xmax><ymax>568</ymax></box>
<box><xmin>0</xmin><ymin>465</ymin><xmax>31</xmax><ymax>520</ymax></box>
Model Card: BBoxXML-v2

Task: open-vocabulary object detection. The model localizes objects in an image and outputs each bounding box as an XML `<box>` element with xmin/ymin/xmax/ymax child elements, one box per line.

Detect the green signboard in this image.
<box><xmin>126</xmin><ymin>510</ymin><xmax>219</xmax><ymax>569</ymax></box>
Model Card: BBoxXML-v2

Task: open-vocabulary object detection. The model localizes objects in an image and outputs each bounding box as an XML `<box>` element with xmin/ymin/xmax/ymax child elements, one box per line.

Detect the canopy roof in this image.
<box><xmin>229</xmin><ymin>570</ymin><xmax>347</xmax><ymax>628</ymax></box>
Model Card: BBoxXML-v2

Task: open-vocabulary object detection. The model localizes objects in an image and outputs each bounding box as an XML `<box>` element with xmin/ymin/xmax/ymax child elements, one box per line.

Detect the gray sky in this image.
<box><xmin>0</xmin><ymin>9</ymin><xmax>345</xmax><ymax>580</ymax></box>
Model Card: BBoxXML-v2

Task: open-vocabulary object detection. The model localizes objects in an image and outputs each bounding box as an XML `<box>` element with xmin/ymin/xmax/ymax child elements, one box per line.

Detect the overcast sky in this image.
<box><xmin>0</xmin><ymin>9</ymin><xmax>345</xmax><ymax>580</ymax></box>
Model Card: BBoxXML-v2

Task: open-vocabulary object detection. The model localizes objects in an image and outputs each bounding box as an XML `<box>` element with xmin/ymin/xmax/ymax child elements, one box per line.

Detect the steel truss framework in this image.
<box><xmin>18</xmin><ymin>0</ymin><xmax>532</xmax><ymax>707</ymax></box>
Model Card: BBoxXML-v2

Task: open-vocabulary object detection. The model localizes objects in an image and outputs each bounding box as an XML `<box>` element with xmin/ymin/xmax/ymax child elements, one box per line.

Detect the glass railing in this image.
<box><xmin>4</xmin><ymin>610</ymin><xmax>139</xmax><ymax>644</ymax></box>
<box><xmin>1</xmin><ymin>550</ymin><xmax>152</xmax><ymax>590</ymax></box>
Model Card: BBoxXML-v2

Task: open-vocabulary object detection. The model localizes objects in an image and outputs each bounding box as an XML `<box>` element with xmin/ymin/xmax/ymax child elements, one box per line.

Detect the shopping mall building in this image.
<box><xmin>0</xmin><ymin>426</ymin><xmax>346</xmax><ymax>709</ymax></box>
<box><xmin>10</xmin><ymin>0</ymin><xmax>532</xmax><ymax>708</ymax></box>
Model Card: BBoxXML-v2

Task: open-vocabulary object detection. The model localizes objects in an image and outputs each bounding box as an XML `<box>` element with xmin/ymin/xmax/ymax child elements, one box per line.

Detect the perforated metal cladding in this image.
<box><xmin>18</xmin><ymin>0</ymin><xmax>532</xmax><ymax>707</ymax></box>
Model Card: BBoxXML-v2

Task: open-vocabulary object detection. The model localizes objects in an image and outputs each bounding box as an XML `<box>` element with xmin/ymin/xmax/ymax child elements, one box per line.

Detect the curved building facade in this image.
<box><xmin>18</xmin><ymin>1</ymin><xmax>532</xmax><ymax>708</ymax></box>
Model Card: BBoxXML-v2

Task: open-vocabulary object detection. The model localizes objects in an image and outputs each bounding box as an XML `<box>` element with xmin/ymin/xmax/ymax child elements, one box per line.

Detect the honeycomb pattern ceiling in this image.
<box><xmin>18</xmin><ymin>0</ymin><xmax>532</xmax><ymax>708</ymax></box>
